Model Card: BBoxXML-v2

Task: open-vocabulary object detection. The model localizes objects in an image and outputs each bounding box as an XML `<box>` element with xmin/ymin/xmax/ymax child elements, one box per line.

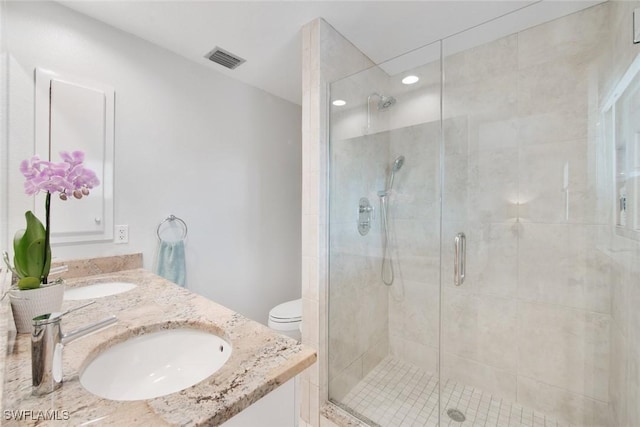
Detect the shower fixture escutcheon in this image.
<box><xmin>358</xmin><ymin>197</ymin><xmax>373</xmax><ymax>236</ymax></box>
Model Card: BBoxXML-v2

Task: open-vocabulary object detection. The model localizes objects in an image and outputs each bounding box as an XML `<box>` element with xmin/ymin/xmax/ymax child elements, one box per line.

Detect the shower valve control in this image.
<box><xmin>358</xmin><ymin>197</ymin><xmax>373</xmax><ymax>236</ymax></box>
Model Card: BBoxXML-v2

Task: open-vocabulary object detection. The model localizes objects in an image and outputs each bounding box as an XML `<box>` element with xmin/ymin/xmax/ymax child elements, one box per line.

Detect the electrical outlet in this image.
<box><xmin>115</xmin><ymin>225</ymin><xmax>129</xmax><ymax>244</ymax></box>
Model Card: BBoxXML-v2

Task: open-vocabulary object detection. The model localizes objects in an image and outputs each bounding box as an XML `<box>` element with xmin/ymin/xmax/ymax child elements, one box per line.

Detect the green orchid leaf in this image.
<box><xmin>12</xmin><ymin>228</ymin><xmax>27</xmax><ymax>278</ymax></box>
<box><xmin>14</xmin><ymin>212</ymin><xmax>45</xmax><ymax>265</ymax></box>
<box><xmin>18</xmin><ymin>276</ymin><xmax>41</xmax><ymax>290</ymax></box>
<box><xmin>23</xmin><ymin>238</ymin><xmax>47</xmax><ymax>278</ymax></box>
<box><xmin>24</xmin><ymin>211</ymin><xmax>46</xmax><ymax>241</ymax></box>
<box><xmin>12</xmin><ymin>211</ymin><xmax>49</xmax><ymax>281</ymax></box>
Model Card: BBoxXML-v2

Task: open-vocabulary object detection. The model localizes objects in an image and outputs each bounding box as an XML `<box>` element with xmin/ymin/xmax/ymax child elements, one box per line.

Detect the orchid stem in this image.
<box><xmin>43</xmin><ymin>191</ymin><xmax>51</xmax><ymax>284</ymax></box>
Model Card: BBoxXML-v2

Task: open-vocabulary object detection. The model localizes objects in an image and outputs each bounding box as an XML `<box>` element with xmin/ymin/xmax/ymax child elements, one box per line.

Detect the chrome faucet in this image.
<box><xmin>31</xmin><ymin>301</ymin><xmax>117</xmax><ymax>396</ymax></box>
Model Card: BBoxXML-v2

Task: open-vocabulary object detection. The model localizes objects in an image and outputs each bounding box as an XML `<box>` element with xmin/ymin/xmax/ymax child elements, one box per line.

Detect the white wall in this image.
<box><xmin>0</xmin><ymin>0</ymin><xmax>8</xmax><ymax>251</ymax></box>
<box><xmin>3</xmin><ymin>0</ymin><xmax>302</xmax><ymax>323</ymax></box>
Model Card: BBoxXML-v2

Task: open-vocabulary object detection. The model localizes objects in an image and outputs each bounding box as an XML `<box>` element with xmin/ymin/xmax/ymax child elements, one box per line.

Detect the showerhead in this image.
<box><xmin>386</xmin><ymin>155</ymin><xmax>405</xmax><ymax>192</ymax></box>
<box><xmin>365</xmin><ymin>92</ymin><xmax>397</xmax><ymax>132</ymax></box>
<box><xmin>392</xmin><ymin>155</ymin><xmax>405</xmax><ymax>172</ymax></box>
<box><xmin>378</xmin><ymin>95</ymin><xmax>397</xmax><ymax>110</ymax></box>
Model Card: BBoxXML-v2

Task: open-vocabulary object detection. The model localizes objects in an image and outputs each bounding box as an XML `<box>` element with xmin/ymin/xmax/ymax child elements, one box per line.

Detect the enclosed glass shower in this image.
<box><xmin>328</xmin><ymin>3</ymin><xmax>638</xmax><ymax>427</ymax></box>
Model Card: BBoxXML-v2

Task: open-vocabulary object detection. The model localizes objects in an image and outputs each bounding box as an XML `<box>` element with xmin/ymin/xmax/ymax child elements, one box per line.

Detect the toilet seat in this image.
<box><xmin>268</xmin><ymin>298</ymin><xmax>302</xmax><ymax>332</ymax></box>
<box><xmin>269</xmin><ymin>299</ymin><xmax>301</xmax><ymax>322</ymax></box>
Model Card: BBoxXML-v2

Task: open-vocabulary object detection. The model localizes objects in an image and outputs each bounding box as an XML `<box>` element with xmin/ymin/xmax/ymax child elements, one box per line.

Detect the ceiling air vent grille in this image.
<box><xmin>204</xmin><ymin>47</ymin><xmax>246</xmax><ymax>70</ymax></box>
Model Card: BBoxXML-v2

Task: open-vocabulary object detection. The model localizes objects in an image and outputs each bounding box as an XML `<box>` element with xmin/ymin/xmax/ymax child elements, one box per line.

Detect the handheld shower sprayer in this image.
<box><xmin>380</xmin><ymin>155</ymin><xmax>405</xmax><ymax>286</ymax></box>
<box><xmin>386</xmin><ymin>155</ymin><xmax>405</xmax><ymax>192</ymax></box>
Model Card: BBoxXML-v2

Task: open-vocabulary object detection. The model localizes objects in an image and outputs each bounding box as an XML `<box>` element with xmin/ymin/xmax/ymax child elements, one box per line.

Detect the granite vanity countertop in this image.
<box><xmin>1</xmin><ymin>268</ymin><xmax>316</xmax><ymax>426</ymax></box>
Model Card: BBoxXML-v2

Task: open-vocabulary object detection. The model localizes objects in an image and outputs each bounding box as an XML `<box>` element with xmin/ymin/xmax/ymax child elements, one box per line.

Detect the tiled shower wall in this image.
<box><xmin>386</xmin><ymin>121</ymin><xmax>442</xmax><ymax>375</ymax></box>
<box><xmin>327</xmin><ymin>117</ymin><xmax>443</xmax><ymax>400</ymax></box>
<box><xmin>328</xmin><ymin>129</ymin><xmax>390</xmax><ymax>401</ymax></box>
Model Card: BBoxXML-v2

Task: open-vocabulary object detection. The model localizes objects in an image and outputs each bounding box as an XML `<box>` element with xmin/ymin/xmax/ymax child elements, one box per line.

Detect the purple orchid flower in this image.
<box><xmin>21</xmin><ymin>151</ymin><xmax>100</xmax><ymax>199</ymax></box>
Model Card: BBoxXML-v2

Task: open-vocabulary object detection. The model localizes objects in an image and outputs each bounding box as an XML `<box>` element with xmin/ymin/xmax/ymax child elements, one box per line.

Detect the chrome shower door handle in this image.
<box><xmin>454</xmin><ymin>232</ymin><xmax>466</xmax><ymax>286</ymax></box>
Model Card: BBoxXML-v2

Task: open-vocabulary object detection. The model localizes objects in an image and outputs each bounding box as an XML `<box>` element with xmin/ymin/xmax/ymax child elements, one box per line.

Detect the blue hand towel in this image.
<box><xmin>155</xmin><ymin>240</ymin><xmax>186</xmax><ymax>287</ymax></box>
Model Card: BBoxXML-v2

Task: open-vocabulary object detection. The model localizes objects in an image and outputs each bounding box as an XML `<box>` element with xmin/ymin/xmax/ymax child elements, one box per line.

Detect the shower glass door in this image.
<box><xmin>439</xmin><ymin>4</ymin><xmax>611</xmax><ymax>426</ymax></box>
<box><xmin>327</xmin><ymin>41</ymin><xmax>444</xmax><ymax>426</ymax></box>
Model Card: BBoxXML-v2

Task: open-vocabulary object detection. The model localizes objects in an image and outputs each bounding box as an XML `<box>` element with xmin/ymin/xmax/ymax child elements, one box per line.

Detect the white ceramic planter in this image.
<box><xmin>9</xmin><ymin>284</ymin><xmax>65</xmax><ymax>333</ymax></box>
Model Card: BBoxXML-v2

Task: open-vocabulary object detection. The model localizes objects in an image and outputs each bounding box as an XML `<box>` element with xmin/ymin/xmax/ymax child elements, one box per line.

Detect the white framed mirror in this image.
<box><xmin>34</xmin><ymin>68</ymin><xmax>114</xmax><ymax>244</ymax></box>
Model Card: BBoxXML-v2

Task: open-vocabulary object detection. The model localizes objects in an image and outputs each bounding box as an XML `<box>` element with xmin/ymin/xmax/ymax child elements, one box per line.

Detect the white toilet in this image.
<box><xmin>264</xmin><ymin>298</ymin><xmax>302</xmax><ymax>427</ymax></box>
<box><xmin>268</xmin><ymin>298</ymin><xmax>302</xmax><ymax>340</ymax></box>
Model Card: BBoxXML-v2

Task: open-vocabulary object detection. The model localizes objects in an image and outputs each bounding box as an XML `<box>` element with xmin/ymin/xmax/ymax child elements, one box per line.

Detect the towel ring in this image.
<box><xmin>156</xmin><ymin>215</ymin><xmax>188</xmax><ymax>241</ymax></box>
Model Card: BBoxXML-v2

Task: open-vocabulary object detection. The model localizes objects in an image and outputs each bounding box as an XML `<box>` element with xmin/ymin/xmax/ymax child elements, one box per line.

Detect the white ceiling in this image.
<box><xmin>59</xmin><ymin>1</ymin><xmax>602</xmax><ymax>105</ymax></box>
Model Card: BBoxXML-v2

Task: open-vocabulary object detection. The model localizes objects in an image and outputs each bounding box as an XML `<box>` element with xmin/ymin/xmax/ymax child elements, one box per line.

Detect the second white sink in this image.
<box><xmin>64</xmin><ymin>282</ymin><xmax>137</xmax><ymax>300</ymax></box>
<box><xmin>80</xmin><ymin>328</ymin><xmax>232</xmax><ymax>401</ymax></box>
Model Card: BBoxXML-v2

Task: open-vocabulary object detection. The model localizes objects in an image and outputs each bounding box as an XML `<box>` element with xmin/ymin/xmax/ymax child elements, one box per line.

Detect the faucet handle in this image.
<box><xmin>32</xmin><ymin>300</ymin><xmax>96</xmax><ymax>327</ymax></box>
<box><xmin>32</xmin><ymin>312</ymin><xmax>64</xmax><ymax>327</ymax></box>
<box><xmin>60</xmin><ymin>300</ymin><xmax>96</xmax><ymax>317</ymax></box>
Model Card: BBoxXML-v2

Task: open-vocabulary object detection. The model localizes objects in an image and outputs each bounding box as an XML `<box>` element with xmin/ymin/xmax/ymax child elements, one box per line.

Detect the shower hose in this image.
<box><xmin>380</xmin><ymin>193</ymin><xmax>394</xmax><ymax>286</ymax></box>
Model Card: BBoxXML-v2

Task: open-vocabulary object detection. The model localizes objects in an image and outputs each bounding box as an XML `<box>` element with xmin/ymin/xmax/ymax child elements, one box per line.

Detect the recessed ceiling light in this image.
<box><xmin>332</xmin><ymin>99</ymin><xmax>346</xmax><ymax>106</ymax></box>
<box><xmin>402</xmin><ymin>75</ymin><xmax>419</xmax><ymax>85</ymax></box>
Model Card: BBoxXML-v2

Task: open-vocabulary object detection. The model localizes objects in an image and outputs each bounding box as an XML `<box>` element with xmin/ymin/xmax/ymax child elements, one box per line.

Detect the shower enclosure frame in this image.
<box><xmin>325</xmin><ymin>3</ymin><xmax>617</xmax><ymax>426</ymax></box>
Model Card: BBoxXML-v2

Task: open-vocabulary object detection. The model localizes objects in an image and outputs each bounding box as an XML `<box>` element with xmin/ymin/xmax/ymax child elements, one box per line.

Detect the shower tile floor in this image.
<box><xmin>339</xmin><ymin>357</ymin><xmax>569</xmax><ymax>427</ymax></box>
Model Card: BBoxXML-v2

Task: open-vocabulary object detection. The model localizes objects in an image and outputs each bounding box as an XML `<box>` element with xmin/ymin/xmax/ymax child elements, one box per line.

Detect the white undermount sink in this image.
<box><xmin>64</xmin><ymin>281</ymin><xmax>137</xmax><ymax>300</ymax></box>
<box><xmin>80</xmin><ymin>328</ymin><xmax>232</xmax><ymax>401</ymax></box>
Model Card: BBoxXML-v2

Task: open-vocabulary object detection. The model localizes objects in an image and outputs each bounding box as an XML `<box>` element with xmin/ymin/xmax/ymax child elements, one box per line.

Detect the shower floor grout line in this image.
<box><xmin>339</xmin><ymin>357</ymin><xmax>571</xmax><ymax>427</ymax></box>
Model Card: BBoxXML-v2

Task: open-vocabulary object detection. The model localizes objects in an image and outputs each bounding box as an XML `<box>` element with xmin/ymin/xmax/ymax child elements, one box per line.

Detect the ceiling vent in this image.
<box><xmin>204</xmin><ymin>47</ymin><xmax>246</xmax><ymax>70</ymax></box>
